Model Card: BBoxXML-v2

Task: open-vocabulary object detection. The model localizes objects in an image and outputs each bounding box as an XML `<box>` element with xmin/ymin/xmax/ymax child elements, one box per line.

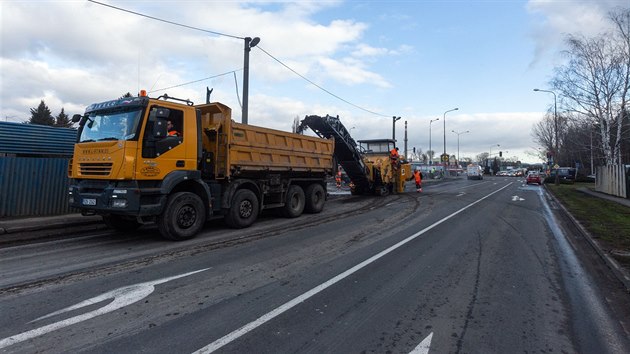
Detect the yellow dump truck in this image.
<box><xmin>68</xmin><ymin>92</ymin><xmax>334</xmax><ymax>240</ymax></box>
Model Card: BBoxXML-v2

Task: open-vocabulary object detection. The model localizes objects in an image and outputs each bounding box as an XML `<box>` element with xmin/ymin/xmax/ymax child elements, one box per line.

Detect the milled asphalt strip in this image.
<box><xmin>193</xmin><ymin>182</ymin><xmax>514</xmax><ymax>353</ymax></box>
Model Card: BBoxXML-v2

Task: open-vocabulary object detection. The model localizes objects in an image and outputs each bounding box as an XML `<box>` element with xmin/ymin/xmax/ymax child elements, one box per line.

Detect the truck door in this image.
<box><xmin>137</xmin><ymin>105</ymin><xmax>188</xmax><ymax>179</ymax></box>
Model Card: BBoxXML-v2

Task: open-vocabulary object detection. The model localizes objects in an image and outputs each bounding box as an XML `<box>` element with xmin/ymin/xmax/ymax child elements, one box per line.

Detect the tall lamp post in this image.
<box><xmin>533</xmin><ymin>88</ymin><xmax>559</xmax><ymax>185</ymax></box>
<box><xmin>429</xmin><ymin>118</ymin><xmax>439</xmax><ymax>165</ymax></box>
<box><xmin>451</xmin><ymin>130</ymin><xmax>470</xmax><ymax>164</ymax></box>
<box><xmin>242</xmin><ymin>36</ymin><xmax>260</xmax><ymax>125</ymax></box>
<box><xmin>392</xmin><ymin>116</ymin><xmax>401</xmax><ymax>142</ymax></box>
<box><xmin>443</xmin><ymin>108</ymin><xmax>459</xmax><ymax>158</ymax></box>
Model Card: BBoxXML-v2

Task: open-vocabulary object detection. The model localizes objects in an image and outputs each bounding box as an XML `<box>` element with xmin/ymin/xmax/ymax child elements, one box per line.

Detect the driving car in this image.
<box><xmin>526</xmin><ymin>172</ymin><xmax>542</xmax><ymax>185</ymax></box>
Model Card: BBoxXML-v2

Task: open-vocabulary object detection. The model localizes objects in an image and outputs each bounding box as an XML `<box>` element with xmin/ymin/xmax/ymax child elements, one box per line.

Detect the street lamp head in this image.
<box><xmin>533</xmin><ymin>88</ymin><xmax>540</xmax><ymax>92</ymax></box>
<box><xmin>454</xmin><ymin>108</ymin><xmax>459</xmax><ymax>111</ymax></box>
<box><xmin>249</xmin><ymin>37</ymin><xmax>260</xmax><ymax>48</ymax></box>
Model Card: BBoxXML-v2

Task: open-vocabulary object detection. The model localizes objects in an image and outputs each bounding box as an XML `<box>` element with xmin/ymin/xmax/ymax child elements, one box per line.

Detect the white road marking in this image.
<box><xmin>193</xmin><ymin>183</ymin><xmax>513</xmax><ymax>353</ymax></box>
<box><xmin>0</xmin><ymin>268</ymin><xmax>209</xmax><ymax>349</ymax></box>
<box><xmin>456</xmin><ymin>192</ymin><xmax>465</xmax><ymax>197</ymax></box>
<box><xmin>511</xmin><ymin>195</ymin><xmax>525</xmax><ymax>201</ymax></box>
<box><xmin>409</xmin><ymin>332</ymin><xmax>433</xmax><ymax>354</ymax></box>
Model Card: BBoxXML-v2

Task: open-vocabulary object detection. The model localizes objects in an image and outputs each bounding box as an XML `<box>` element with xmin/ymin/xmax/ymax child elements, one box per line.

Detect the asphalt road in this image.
<box><xmin>1</xmin><ymin>177</ymin><xmax>628</xmax><ymax>353</ymax></box>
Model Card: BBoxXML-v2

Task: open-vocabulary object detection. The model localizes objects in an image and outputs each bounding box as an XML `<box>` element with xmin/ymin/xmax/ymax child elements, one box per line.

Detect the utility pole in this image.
<box><xmin>404</xmin><ymin>120</ymin><xmax>408</xmax><ymax>159</ymax></box>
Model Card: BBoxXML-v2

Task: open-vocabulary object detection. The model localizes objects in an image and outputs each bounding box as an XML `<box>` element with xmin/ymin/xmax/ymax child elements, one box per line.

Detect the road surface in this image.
<box><xmin>1</xmin><ymin>177</ymin><xmax>628</xmax><ymax>353</ymax></box>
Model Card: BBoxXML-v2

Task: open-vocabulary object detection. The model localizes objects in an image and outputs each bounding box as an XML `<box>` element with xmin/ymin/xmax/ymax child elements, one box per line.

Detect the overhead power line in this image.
<box><xmin>88</xmin><ymin>0</ymin><xmax>392</xmax><ymax>118</ymax></box>
<box><xmin>256</xmin><ymin>46</ymin><xmax>390</xmax><ymax>118</ymax></box>
<box><xmin>149</xmin><ymin>70</ymin><xmax>240</xmax><ymax>93</ymax></box>
<box><xmin>87</xmin><ymin>0</ymin><xmax>243</xmax><ymax>40</ymax></box>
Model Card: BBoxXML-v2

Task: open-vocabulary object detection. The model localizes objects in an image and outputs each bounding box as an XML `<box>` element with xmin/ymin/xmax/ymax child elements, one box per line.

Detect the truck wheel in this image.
<box><xmin>304</xmin><ymin>183</ymin><xmax>325</xmax><ymax>213</ymax></box>
<box><xmin>281</xmin><ymin>185</ymin><xmax>305</xmax><ymax>218</ymax></box>
<box><xmin>158</xmin><ymin>192</ymin><xmax>206</xmax><ymax>241</ymax></box>
<box><xmin>225</xmin><ymin>189</ymin><xmax>259</xmax><ymax>229</ymax></box>
<box><xmin>102</xmin><ymin>215</ymin><xmax>141</xmax><ymax>232</ymax></box>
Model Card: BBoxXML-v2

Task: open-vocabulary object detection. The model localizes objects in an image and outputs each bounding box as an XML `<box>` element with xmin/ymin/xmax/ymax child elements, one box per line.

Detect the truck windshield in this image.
<box><xmin>78</xmin><ymin>108</ymin><xmax>143</xmax><ymax>143</ymax></box>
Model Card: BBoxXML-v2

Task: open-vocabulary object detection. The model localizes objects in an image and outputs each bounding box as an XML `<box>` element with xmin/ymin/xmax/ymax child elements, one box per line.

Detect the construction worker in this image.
<box><xmin>414</xmin><ymin>169</ymin><xmax>423</xmax><ymax>192</ymax></box>
<box><xmin>390</xmin><ymin>147</ymin><xmax>400</xmax><ymax>171</ymax></box>
<box><xmin>335</xmin><ymin>169</ymin><xmax>342</xmax><ymax>189</ymax></box>
<box><xmin>167</xmin><ymin>120</ymin><xmax>180</xmax><ymax>136</ymax></box>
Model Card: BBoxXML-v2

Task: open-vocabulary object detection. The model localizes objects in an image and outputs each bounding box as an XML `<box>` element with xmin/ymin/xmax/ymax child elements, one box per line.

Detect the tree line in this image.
<box><xmin>532</xmin><ymin>7</ymin><xmax>630</xmax><ymax>171</ymax></box>
<box><xmin>28</xmin><ymin>100</ymin><xmax>73</xmax><ymax>128</ymax></box>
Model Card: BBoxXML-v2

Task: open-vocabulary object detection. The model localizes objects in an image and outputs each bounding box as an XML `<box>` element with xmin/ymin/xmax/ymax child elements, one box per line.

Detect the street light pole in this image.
<box><xmin>451</xmin><ymin>130</ymin><xmax>470</xmax><ymax>164</ymax></box>
<box><xmin>242</xmin><ymin>36</ymin><xmax>260</xmax><ymax>125</ymax></box>
<box><xmin>443</xmin><ymin>108</ymin><xmax>459</xmax><ymax>158</ymax></box>
<box><xmin>533</xmin><ymin>88</ymin><xmax>559</xmax><ymax>185</ymax></box>
<box><xmin>392</xmin><ymin>116</ymin><xmax>401</xmax><ymax>142</ymax></box>
<box><xmin>429</xmin><ymin>118</ymin><xmax>439</xmax><ymax>165</ymax></box>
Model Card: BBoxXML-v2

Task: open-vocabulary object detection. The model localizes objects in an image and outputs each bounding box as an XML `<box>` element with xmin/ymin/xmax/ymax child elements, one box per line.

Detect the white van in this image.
<box><xmin>467</xmin><ymin>164</ymin><xmax>483</xmax><ymax>180</ymax></box>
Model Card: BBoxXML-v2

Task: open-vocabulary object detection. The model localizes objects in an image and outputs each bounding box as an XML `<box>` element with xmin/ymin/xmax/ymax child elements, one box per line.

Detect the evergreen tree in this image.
<box><xmin>55</xmin><ymin>107</ymin><xmax>73</xmax><ymax>128</ymax></box>
<box><xmin>29</xmin><ymin>100</ymin><xmax>55</xmax><ymax>126</ymax></box>
<box><xmin>120</xmin><ymin>92</ymin><xmax>133</xmax><ymax>98</ymax></box>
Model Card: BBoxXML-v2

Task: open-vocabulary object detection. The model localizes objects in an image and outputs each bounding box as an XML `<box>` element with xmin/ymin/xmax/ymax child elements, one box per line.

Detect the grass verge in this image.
<box><xmin>546</xmin><ymin>182</ymin><xmax>630</xmax><ymax>265</ymax></box>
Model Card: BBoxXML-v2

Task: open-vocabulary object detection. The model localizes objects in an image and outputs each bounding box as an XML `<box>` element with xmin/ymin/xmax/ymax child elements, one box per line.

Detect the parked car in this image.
<box><xmin>526</xmin><ymin>172</ymin><xmax>542</xmax><ymax>185</ymax></box>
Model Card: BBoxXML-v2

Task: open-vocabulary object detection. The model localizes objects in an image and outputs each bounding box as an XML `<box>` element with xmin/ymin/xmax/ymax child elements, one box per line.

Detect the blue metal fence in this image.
<box><xmin>0</xmin><ymin>157</ymin><xmax>72</xmax><ymax>217</ymax></box>
<box><xmin>0</xmin><ymin>122</ymin><xmax>77</xmax><ymax>217</ymax></box>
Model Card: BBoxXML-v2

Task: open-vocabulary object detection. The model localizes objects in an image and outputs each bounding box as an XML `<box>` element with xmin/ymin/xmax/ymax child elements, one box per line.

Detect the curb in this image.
<box><xmin>0</xmin><ymin>215</ymin><xmax>105</xmax><ymax>246</ymax></box>
<box><xmin>545</xmin><ymin>187</ymin><xmax>630</xmax><ymax>293</ymax></box>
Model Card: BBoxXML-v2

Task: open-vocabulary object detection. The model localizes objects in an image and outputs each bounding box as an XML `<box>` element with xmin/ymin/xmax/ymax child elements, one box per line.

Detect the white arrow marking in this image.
<box><xmin>456</xmin><ymin>192</ymin><xmax>465</xmax><ymax>197</ymax></box>
<box><xmin>409</xmin><ymin>332</ymin><xmax>433</xmax><ymax>354</ymax></box>
<box><xmin>511</xmin><ymin>195</ymin><xmax>525</xmax><ymax>201</ymax></box>
<box><xmin>0</xmin><ymin>268</ymin><xmax>209</xmax><ymax>349</ymax></box>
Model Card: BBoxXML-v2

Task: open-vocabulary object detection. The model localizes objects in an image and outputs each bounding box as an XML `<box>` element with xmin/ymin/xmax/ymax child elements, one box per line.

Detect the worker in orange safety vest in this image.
<box><xmin>414</xmin><ymin>169</ymin><xmax>423</xmax><ymax>192</ymax></box>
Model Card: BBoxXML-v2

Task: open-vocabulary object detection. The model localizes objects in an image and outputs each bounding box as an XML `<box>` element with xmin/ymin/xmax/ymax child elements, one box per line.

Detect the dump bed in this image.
<box><xmin>197</xmin><ymin>102</ymin><xmax>334</xmax><ymax>178</ymax></box>
<box><xmin>230</xmin><ymin>122</ymin><xmax>334</xmax><ymax>173</ymax></box>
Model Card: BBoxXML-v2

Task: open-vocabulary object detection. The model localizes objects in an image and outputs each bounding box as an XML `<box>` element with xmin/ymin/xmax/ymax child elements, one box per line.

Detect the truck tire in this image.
<box><xmin>282</xmin><ymin>185</ymin><xmax>305</xmax><ymax>218</ymax></box>
<box><xmin>102</xmin><ymin>214</ymin><xmax>141</xmax><ymax>232</ymax></box>
<box><xmin>225</xmin><ymin>189</ymin><xmax>259</xmax><ymax>229</ymax></box>
<box><xmin>304</xmin><ymin>183</ymin><xmax>325</xmax><ymax>213</ymax></box>
<box><xmin>157</xmin><ymin>192</ymin><xmax>206</xmax><ymax>241</ymax></box>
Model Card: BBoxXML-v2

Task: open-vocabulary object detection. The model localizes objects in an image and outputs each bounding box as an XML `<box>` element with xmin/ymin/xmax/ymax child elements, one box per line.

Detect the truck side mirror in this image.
<box><xmin>151</xmin><ymin>107</ymin><xmax>170</xmax><ymax>138</ymax></box>
<box><xmin>153</xmin><ymin>118</ymin><xmax>167</xmax><ymax>138</ymax></box>
<box><xmin>72</xmin><ymin>114</ymin><xmax>82</xmax><ymax>123</ymax></box>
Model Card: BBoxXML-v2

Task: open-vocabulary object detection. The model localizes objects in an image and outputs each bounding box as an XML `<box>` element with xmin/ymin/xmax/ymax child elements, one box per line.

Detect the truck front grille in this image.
<box><xmin>79</xmin><ymin>162</ymin><xmax>113</xmax><ymax>176</ymax></box>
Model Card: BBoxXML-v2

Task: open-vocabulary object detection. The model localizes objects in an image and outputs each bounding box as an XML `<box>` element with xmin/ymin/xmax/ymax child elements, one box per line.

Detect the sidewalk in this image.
<box><xmin>576</xmin><ymin>187</ymin><xmax>630</xmax><ymax>208</ymax></box>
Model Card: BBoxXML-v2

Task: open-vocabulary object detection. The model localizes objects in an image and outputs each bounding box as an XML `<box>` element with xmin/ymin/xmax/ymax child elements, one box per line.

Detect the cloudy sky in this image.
<box><xmin>0</xmin><ymin>0</ymin><xmax>626</xmax><ymax>163</ymax></box>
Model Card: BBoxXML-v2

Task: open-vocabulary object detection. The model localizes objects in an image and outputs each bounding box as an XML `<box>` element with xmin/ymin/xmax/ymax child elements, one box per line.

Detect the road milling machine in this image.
<box><xmin>297</xmin><ymin>115</ymin><xmax>412</xmax><ymax>195</ymax></box>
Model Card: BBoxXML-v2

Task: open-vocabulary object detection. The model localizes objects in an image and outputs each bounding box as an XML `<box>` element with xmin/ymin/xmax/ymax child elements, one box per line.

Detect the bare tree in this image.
<box><xmin>531</xmin><ymin>112</ymin><xmax>555</xmax><ymax>154</ymax></box>
<box><xmin>550</xmin><ymin>8</ymin><xmax>630</xmax><ymax>165</ymax></box>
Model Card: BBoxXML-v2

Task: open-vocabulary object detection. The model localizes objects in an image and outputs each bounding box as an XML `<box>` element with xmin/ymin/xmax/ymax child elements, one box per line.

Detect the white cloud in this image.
<box><xmin>0</xmin><ymin>1</ymin><xmax>392</xmax><ymax>123</ymax></box>
<box><xmin>526</xmin><ymin>0</ymin><xmax>621</xmax><ymax>67</ymax></box>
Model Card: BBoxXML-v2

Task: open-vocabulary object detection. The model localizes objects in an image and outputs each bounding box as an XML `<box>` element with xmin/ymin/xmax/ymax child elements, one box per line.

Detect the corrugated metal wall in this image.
<box><xmin>0</xmin><ymin>122</ymin><xmax>77</xmax><ymax>217</ymax></box>
<box><xmin>0</xmin><ymin>121</ymin><xmax>77</xmax><ymax>156</ymax></box>
<box><xmin>595</xmin><ymin>165</ymin><xmax>629</xmax><ymax>199</ymax></box>
<box><xmin>0</xmin><ymin>157</ymin><xmax>72</xmax><ymax>217</ymax></box>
